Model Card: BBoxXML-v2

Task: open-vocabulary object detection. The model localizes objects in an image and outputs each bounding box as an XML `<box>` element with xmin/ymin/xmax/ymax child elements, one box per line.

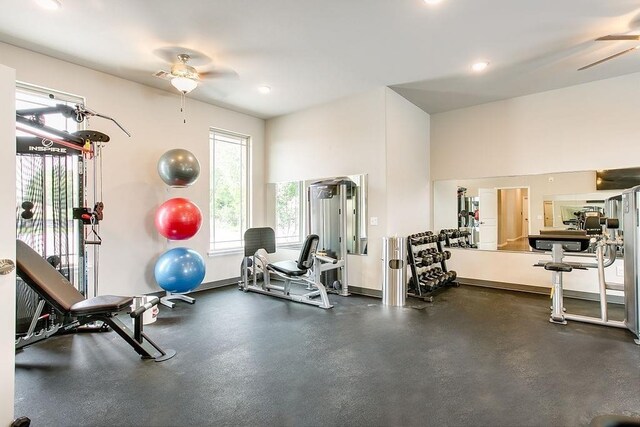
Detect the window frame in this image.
<box><xmin>208</xmin><ymin>127</ymin><xmax>251</xmax><ymax>255</ymax></box>
<box><xmin>274</xmin><ymin>180</ymin><xmax>304</xmax><ymax>247</ymax></box>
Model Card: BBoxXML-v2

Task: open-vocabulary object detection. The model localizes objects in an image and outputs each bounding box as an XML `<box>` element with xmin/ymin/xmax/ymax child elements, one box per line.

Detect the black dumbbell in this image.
<box><xmin>417</xmin><ymin>256</ymin><xmax>434</xmax><ymax>267</ymax></box>
<box><xmin>419</xmin><ymin>278</ymin><xmax>436</xmax><ymax>291</ymax></box>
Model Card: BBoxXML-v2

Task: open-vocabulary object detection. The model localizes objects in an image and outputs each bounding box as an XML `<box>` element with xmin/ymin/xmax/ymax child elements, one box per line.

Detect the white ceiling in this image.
<box><xmin>1</xmin><ymin>0</ymin><xmax>640</xmax><ymax>119</ymax></box>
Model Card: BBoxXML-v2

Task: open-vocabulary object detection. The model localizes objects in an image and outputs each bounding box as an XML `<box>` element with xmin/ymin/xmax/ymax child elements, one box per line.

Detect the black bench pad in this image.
<box><xmin>544</xmin><ymin>262</ymin><xmax>573</xmax><ymax>273</ymax></box>
<box><xmin>70</xmin><ymin>295</ymin><xmax>133</xmax><ymax>316</ymax></box>
<box><xmin>268</xmin><ymin>260</ymin><xmax>307</xmax><ymax>277</ymax></box>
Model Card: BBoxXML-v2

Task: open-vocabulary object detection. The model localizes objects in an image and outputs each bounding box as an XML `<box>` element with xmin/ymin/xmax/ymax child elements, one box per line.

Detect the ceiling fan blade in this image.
<box><xmin>198</xmin><ymin>69</ymin><xmax>239</xmax><ymax>80</ymax></box>
<box><xmin>596</xmin><ymin>35</ymin><xmax>640</xmax><ymax>41</ymax></box>
<box><xmin>152</xmin><ymin>70</ymin><xmax>173</xmax><ymax>80</ymax></box>
<box><xmin>578</xmin><ymin>47</ymin><xmax>638</xmax><ymax>71</ymax></box>
<box><xmin>153</xmin><ymin>47</ymin><xmax>212</xmax><ymax>66</ymax></box>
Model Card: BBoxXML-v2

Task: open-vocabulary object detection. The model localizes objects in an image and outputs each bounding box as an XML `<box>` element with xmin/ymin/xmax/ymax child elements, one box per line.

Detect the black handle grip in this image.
<box><xmin>130</xmin><ymin>296</ymin><xmax>159</xmax><ymax>318</ymax></box>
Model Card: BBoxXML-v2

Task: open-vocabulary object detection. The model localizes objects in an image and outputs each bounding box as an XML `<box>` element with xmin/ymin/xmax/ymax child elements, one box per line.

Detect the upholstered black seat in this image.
<box><xmin>268</xmin><ymin>260</ymin><xmax>307</xmax><ymax>276</ymax></box>
<box><xmin>267</xmin><ymin>234</ymin><xmax>319</xmax><ymax>277</ymax></box>
<box><xmin>70</xmin><ymin>295</ymin><xmax>133</xmax><ymax>316</ymax></box>
<box><xmin>544</xmin><ymin>262</ymin><xmax>573</xmax><ymax>273</ymax></box>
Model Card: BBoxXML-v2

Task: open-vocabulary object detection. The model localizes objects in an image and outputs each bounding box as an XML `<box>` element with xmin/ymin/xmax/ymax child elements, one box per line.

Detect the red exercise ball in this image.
<box><xmin>155</xmin><ymin>197</ymin><xmax>202</xmax><ymax>240</ymax></box>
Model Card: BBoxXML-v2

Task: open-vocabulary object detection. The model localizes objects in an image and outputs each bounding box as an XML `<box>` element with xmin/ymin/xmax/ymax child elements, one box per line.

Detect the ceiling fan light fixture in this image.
<box><xmin>423</xmin><ymin>0</ymin><xmax>443</xmax><ymax>4</ymax></box>
<box><xmin>258</xmin><ymin>85</ymin><xmax>271</xmax><ymax>94</ymax></box>
<box><xmin>171</xmin><ymin>76</ymin><xmax>198</xmax><ymax>94</ymax></box>
<box><xmin>35</xmin><ymin>0</ymin><xmax>61</xmax><ymax>10</ymax></box>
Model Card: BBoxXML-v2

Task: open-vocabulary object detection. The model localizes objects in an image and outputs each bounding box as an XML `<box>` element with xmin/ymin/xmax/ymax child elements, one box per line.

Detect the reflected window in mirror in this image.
<box><xmin>275</xmin><ymin>181</ymin><xmax>303</xmax><ymax>245</ymax></box>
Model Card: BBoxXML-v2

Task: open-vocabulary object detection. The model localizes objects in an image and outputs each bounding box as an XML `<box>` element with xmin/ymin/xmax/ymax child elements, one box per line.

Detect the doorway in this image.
<box><xmin>543</xmin><ymin>201</ymin><xmax>554</xmax><ymax>227</ymax></box>
<box><xmin>497</xmin><ymin>187</ymin><xmax>530</xmax><ymax>251</ymax></box>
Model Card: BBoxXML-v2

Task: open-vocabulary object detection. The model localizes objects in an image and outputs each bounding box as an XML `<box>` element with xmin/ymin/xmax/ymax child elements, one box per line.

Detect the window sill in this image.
<box><xmin>207</xmin><ymin>248</ymin><xmax>244</xmax><ymax>257</ymax></box>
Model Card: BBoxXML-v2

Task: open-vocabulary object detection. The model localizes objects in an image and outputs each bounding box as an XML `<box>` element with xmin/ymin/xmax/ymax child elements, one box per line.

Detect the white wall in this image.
<box><xmin>266</xmin><ymin>87</ymin><xmax>430</xmax><ymax>290</ymax></box>
<box><xmin>0</xmin><ymin>63</ymin><xmax>16</xmax><ymax>426</ymax></box>
<box><xmin>431</xmin><ymin>72</ymin><xmax>640</xmax><ymax>181</ymax></box>
<box><xmin>448</xmin><ymin>248</ymin><xmax>624</xmax><ymax>293</ymax></box>
<box><xmin>0</xmin><ymin>42</ymin><xmax>266</xmax><ymax>296</ymax></box>
<box><xmin>431</xmin><ymin>73</ymin><xmax>640</xmax><ymax>289</ymax></box>
<box><xmin>385</xmin><ymin>89</ymin><xmax>430</xmax><ymax>236</ymax></box>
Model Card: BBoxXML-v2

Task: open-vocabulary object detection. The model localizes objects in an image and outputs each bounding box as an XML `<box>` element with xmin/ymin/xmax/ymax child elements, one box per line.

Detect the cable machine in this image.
<box><xmin>15</xmin><ymin>99</ymin><xmax>130</xmax><ymax>349</ymax></box>
<box><xmin>307</xmin><ymin>177</ymin><xmax>356</xmax><ymax>296</ymax></box>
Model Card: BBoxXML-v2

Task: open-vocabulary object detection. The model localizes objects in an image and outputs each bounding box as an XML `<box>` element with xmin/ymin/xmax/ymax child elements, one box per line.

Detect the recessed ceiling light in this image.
<box><xmin>34</xmin><ymin>0</ymin><xmax>61</xmax><ymax>10</ymax></box>
<box><xmin>471</xmin><ymin>61</ymin><xmax>490</xmax><ymax>72</ymax></box>
<box><xmin>424</xmin><ymin>0</ymin><xmax>443</xmax><ymax>4</ymax></box>
<box><xmin>258</xmin><ymin>85</ymin><xmax>271</xmax><ymax>94</ymax></box>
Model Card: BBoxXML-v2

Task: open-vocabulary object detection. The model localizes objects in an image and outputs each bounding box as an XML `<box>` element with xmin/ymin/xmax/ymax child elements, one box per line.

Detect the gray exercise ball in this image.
<box><xmin>157</xmin><ymin>149</ymin><xmax>201</xmax><ymax>187</ymax></box>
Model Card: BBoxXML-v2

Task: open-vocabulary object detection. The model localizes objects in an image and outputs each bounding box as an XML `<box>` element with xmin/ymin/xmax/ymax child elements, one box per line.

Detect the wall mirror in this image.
<box><xmin>433</xmin><ymin>170</ymin><xmax>624</xmax><ymax>253</ymax></box>
<box><xmin>267</xmin><ymin>174</ymin><xmax>368</xmax><ymax>256</ymax></box>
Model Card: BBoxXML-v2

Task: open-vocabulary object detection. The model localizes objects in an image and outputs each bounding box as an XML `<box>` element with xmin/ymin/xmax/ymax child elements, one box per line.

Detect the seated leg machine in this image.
<box><xmin>239</xmin><ymin>227</ymin><xmax>336</xmax><ymax>309</ymax></box>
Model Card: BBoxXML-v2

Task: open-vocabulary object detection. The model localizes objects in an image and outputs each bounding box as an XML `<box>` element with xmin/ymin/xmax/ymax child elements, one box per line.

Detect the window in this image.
<box><xmin>275</xmin><ymin>181</ymin><xmax>303</xmax><ymax>244</ymax></box>
<box><xmin>209</xmin><ymin>128</ymin><xmax>250</xmax><ymax>252</ymax></box>
<box><xmin>15</xmin><ymin>83</ymin><xmax>85</xmax><ymax>291</ymax></box>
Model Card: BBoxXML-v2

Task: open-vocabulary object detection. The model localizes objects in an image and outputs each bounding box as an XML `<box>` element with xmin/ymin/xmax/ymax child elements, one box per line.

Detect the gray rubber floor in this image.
<box><xmin>14</xmin><ymin>285</ymin><xmax>640</xmax><ymax>426</ymax></box>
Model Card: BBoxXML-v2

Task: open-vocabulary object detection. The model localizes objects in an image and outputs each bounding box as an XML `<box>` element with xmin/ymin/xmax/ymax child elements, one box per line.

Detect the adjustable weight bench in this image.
<box><xmin>16</xmin><ymin>240</ymin><xmax>175</xmax><ymax>362</ymax></box>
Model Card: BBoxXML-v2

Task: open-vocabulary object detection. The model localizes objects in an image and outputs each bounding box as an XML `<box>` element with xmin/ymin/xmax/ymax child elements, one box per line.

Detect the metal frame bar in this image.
<box><xmin>78</xmin><ymin>313</ymin><xmax>175</xmax><ymax>362</ymax></box>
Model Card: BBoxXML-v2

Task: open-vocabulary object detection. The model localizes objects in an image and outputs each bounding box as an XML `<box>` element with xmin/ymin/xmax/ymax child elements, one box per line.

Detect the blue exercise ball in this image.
<box><xmin>154</xmin><ymin>247</ymin><xmax>206</xmax><ymax>293</ymax></box>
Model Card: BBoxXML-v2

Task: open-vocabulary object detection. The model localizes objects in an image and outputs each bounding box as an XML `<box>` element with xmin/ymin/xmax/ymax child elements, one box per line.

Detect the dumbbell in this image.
<box><xmin>421</xmin><ymin>268</ymin><xmax>443</xmax><ymax>283</ymax></box>
<box><xmin>441</xmin><ymin>271</ymin><xmax>457</xmax><ymax>284</ymax></box>
<box><xmin>418</xmin><ymin>272</ymin><xmax>438</xmax><ymax>285</ymax></box>
<box><xmin>419</xmin><ymin>276</ymin><xmax>437</xmax><ymax>291</ymax></box>
<box><xmin>415</xmin><ymin>248</ymin><xmax>437</xmax><ymax>257</ymax></box>
<box><xmin>422</xmin><ymin>235</ymin><xmax>434</xmax><ymax>244</ymax></box>
<box><xmin>429</xmin><ymin>273</ymin><xmax>447</xmax><ymax>287</ymax></box>
<box><xmin>417</xmin><ymin>256</ymin><xmax>434</xmax><ymax>267</ymax></box>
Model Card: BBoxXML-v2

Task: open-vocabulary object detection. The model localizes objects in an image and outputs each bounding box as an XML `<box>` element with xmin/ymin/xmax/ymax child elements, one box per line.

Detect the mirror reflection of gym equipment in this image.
<box><xmin>529</xmin><ymin>191</ymin><xmax>639</xmax><ymax>344</ymax></box>
<box><xmin>455</xmin><ymin>186</ymin><xmax>530</xmax><ymax>251</ymax></box>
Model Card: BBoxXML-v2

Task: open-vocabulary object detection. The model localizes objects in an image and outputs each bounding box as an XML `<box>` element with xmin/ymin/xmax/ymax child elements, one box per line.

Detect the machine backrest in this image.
<box><xmin>244</xmin><ymin>227</ymin><xmax>277</xmax><ymax>257</ymax></box>
<box><xmin>297</xmin><ymin>234</ymin><xmax>319</xmax><ymax>270</ymax></box>
<box><xmin>583</xmin><ymin>216</ymin><xmax>603</xmax><ymax>235</ymax></box>
<box><xmin>15</xmin><ymin>239</ymin><xmax>85</xmax><ymax>313</ymax></box>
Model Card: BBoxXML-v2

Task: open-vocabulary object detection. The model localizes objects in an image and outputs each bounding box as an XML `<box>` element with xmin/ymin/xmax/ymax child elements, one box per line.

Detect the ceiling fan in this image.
<box><xmin>153</xmin><ymin>53</ymin><xmax>235</xmax><ymax>94</ymax></box>
<box><xmin>579</xmin><ymin>34</ymin><xmax>640</xmax><ymax>71</ymax></box>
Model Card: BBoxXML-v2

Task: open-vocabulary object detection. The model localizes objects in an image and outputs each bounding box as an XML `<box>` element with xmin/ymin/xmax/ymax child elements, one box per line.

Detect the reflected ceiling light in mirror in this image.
<box><xmin>424</xmin><ymin>0</ymin><xmax>443</xmax><ymax>4</ymax></box>
<box><xmin>35</xmin><ymin>0</ymin><xmax>61</xmax><ymax>10</ymax></box>
<box><xmin>471</xmin><ymin>61</ymin><xmax>490</xmax><ymax>72</ymax></box>
<box><xmin>258</xmin><ymin>85</ymin><xmax>271</xmax><ymax>94</ymax></box>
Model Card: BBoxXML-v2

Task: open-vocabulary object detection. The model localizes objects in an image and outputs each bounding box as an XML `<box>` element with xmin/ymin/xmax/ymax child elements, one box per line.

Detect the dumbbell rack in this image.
<box><xmin>406</xmin><ymin>231</ymin><xmax>458</xmax><ymax>302</ymax></box>
<box><xmin>440</xmin><ymin>228</ymin><xmax>471</xmax><ymax>248</ymax></box>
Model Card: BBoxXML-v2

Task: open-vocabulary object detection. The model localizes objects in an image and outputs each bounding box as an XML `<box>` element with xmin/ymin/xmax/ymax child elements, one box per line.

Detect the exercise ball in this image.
<box><xmin>154</xmin><ymin>247</ymin><xmax>206</xmax><ymax>293</ymax></box>
<box><xmin>155</xmin><ymin>197</ymin><xmax>202</xmax><ymax>240</ymax></box>
<box><xmin>157</xmin><ymin>148</ymin><xmax>201</xmax><ymax>187</ymax></box>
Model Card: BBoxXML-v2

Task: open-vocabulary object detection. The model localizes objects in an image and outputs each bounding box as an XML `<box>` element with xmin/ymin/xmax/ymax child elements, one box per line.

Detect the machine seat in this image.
<box><xmin>70</xmin><ymin>295</ymin><xmax>133</xmax><ymax>316</ymax></box>
<box><xmin>268</xmin><ymin>260</ymin><xmax>308</xmax><ymax>277</ymax></box>
<box><xmin>544</xmin><ymin>262</ymin><xmax>573</xmax><ymax>273</ymax></box>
